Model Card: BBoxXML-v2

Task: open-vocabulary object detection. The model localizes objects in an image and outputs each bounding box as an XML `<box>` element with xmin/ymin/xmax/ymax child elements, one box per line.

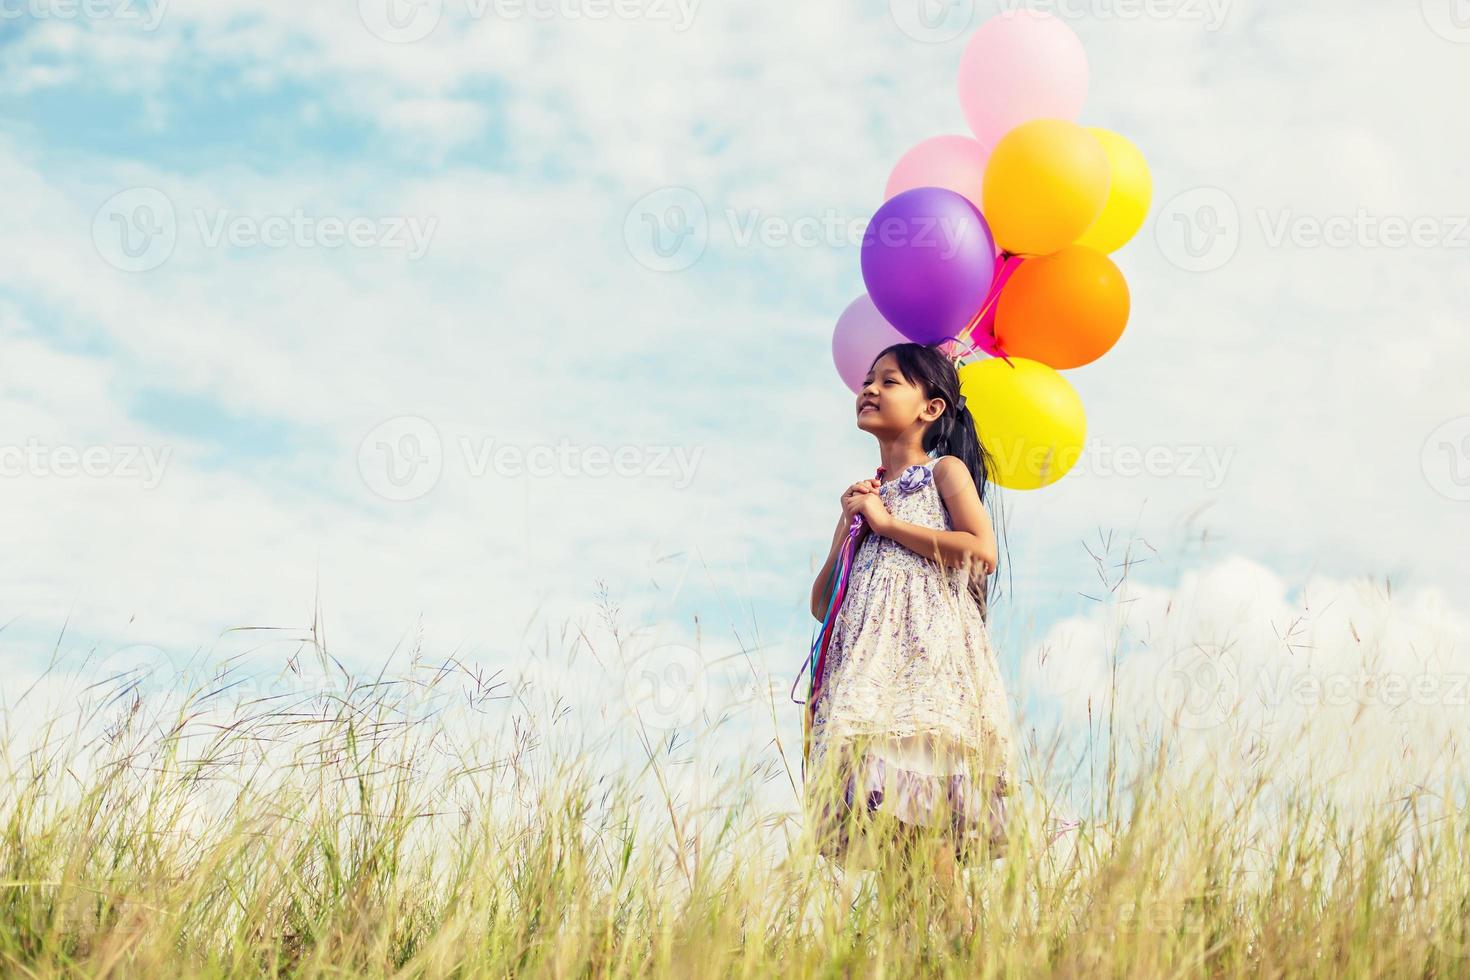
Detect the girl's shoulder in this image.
<box><xmin>928</xmin><ymin>454</ymin><xmax>963</xmax><ymax>478</ymax></box>
<box><xmin>928</xmin><ymin>455</ymin><xmax>981</xmax><ymax>496</ymax></box>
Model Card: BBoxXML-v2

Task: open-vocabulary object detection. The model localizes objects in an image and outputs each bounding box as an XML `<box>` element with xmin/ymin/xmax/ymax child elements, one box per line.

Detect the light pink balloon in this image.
<box><xmin>832</xmin><ymin>294</ymin><xmax>907</xmax><ymax>394</ymax></box>
<box><xmin>884</xmin><ymin>135</ymin><xmax>992</xmax><ymax>212</ymax></box>
<box><xmin>957</xmin><ymin>10</ymin><xmax>1089</xmax><ymax>147</ymax></box>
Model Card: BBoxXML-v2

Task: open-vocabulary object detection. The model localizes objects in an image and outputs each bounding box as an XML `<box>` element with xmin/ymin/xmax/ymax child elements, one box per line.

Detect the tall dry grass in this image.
<box><xmin>3</xmin><ymin>545</ymin><xmax>1469</xmax><ymax>978</ymax></box>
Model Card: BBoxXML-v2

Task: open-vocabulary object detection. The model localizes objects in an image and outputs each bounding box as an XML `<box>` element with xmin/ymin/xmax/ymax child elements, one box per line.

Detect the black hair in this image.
<box><xmin>866</xmin><ymin>341</ymin><xmax>1010</xmax><ymax>619</ymax></box>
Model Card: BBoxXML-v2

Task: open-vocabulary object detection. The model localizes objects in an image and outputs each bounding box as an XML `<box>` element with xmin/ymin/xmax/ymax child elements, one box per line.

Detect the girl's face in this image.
<box><xmin>857</xmin><ymin>353</ymin><xmax>943</xmax><ymax>435</ymax></box>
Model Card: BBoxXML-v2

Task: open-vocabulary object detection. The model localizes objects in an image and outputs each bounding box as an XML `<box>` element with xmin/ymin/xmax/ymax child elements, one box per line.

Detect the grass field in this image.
<box><xmin>4</xmin><ymin>562</ymin><xmax>1469</xmax><ymax>978</ymax></box>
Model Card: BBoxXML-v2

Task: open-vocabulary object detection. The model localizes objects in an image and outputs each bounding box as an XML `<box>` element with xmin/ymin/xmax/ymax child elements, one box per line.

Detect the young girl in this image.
<box><xmin>803</xmin><ymin>341</ymin><xmax>1021</xmax><ymax>900</ymax></box>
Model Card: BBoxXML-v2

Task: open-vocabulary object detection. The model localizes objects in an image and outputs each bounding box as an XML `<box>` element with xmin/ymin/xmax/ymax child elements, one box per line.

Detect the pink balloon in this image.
<box><xmin>832</xmin><ymin>294</ymin><xmax>907</xmax><ymax>394</ymax></box>
<box><xmin>884</xmin><ymin>135</ymin><xmax>991</xmax><ymax>212</ymax></box>
<box><xmin>957</xmin><ymin>10</ymin><xmax>1089</xmax><ymax>147</ymax></box>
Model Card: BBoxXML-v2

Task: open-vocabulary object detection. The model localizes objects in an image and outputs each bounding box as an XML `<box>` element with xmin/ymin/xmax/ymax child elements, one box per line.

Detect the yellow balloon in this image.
<box><xmin>1075</xmin><ymin>128</ymin><xmax>1152</xmax><ymax>253</ymax></box>
<box><xmin>958</xmin><ymin>356</ymin><xmax>1086</xmax><ymax>490</ymax></box>
<box><xmin>981</xmin><ymin>119</ymin><xmax>1109</xmax><ymax>257</ymax></box>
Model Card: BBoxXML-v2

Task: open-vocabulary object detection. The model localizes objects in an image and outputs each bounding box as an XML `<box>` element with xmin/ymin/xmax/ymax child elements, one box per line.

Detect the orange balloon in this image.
<box><xmin>993</xmin><ymin>245</ymin><xmax>1130</xmax><ymax>369</ymax></box>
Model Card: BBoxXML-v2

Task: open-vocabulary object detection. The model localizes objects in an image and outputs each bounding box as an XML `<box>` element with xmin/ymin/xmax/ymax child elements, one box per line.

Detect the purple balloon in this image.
<box><xmin>832</xmin><ymin>294</ymin><xmax>908</xmax><ymax>394</ymax></box>
<box><xmin>860</xmin><ymin>186</ymin><xmax>997</xmax><ymax>346</ymax></box>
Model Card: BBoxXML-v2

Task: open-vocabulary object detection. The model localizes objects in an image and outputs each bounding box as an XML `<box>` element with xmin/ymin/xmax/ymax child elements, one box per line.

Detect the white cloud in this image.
<box><xmin>0</xmin><ymin>1</ymin><xmax>1465</xmax><ymax>784</ymax></box>
<box><xmin>1023</xmin><ymin>553</ymin><xmax>1470</xmax><ymax>807</ymax></box>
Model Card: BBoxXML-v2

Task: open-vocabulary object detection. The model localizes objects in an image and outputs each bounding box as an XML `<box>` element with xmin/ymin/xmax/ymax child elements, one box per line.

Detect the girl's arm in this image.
<box><xmin>867</xmin><ymin>456</ymin><xmax>997</xmax><ymax>575</ymax></box>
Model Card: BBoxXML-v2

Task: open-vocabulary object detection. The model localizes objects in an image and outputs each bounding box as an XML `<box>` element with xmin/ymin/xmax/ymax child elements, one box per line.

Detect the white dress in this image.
<box><xmin>804</xmin><ymin>455</ymin><xmax>1018</xmax><ymax>865</ymax></box>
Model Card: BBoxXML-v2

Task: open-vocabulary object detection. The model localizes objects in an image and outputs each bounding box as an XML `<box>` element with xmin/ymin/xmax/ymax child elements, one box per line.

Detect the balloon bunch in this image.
<box><xmin>832</xmin><ymin>10</ymin><xmax>1151</xmax><ymax>490</ymax></box>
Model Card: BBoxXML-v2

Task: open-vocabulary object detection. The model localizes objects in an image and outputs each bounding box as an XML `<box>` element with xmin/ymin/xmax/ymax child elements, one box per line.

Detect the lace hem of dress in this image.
<box><xmin>805</xmin><ymin>741</ymin><xmax>1012</xmax><ymax>867</ymax></box>
<box><xmin>811</xmin><ymin>721</ymin><xmax>1016</xmax><ymax>784</ymax></box>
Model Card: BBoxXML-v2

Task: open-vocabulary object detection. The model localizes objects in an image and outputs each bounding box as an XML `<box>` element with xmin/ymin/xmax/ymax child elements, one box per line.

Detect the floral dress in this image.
<box><xmin>804</xmin><ymin>455</ymin><xmax>1018</xmax><ymax>865</ymax></box>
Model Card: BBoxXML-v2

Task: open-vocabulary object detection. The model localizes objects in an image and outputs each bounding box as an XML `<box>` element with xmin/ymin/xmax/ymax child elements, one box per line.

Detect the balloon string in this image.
<box><xmin>943</xmin><ymin>331</ymin><xmax>988</xmax><ymax>364</ymax></box>
<box><xmin>961</xmin><ymin>254</ymin><xmax>1019</xmax><ymax>342</ymax></box>
<box><xmin>957</xmin><ymin>252</ymin><xmax>1023</xmax><ymax>353</ymax></box>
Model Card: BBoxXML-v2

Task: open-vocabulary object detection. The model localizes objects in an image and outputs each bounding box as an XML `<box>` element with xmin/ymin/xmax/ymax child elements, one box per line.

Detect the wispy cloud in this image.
<box><xmin>0</xmin><ymin>2</ymin><xmax>1465</xmax><ymax>751</ymax></box>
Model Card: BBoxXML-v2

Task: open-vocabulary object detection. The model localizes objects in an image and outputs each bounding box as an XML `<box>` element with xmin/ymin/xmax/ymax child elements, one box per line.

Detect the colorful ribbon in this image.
<box><xmin>965</xmin><ymin>253</ymin><xmax>1024</xmax><ymax>351</ymax></box>
<box><xmin>792</xmin><ymin>466</ymin><xmax>884</xmax><ymax>781</ymax></box>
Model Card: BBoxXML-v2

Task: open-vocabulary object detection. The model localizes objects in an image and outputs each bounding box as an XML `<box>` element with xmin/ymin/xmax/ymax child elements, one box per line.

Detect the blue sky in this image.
<box><xmin>2</xmin><ymin>1</ymin><xmax>1468</xmax><ymax>816</ymax></box>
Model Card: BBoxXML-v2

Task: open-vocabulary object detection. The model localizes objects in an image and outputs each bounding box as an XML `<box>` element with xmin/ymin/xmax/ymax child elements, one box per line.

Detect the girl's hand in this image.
<box><xmin>839</xmin><ymin>478</ymin><xmax>881</xmax><ymax>524</ymax></box>
<box><xmin>853</xmin><ymin>491</ymin><xmax>892</xmax><ymax>534</ymax></box>
<box><xmin>841</xmin><ymin>478</ymin><xmax>891</xmax><ymax>534</ymax></box>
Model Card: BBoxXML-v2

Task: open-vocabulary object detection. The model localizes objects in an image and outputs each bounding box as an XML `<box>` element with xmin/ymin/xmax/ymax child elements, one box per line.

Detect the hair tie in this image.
<box><xmin>954</xmin><ymin>394</ymin><xmax>967</xmax><ymax>414</ymax></box>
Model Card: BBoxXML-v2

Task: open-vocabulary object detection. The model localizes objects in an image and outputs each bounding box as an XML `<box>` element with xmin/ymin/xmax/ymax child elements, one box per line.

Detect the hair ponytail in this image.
<box><xmin>929</xmin><ymin>399</ymin><xmax>994</xmax><ymax>507</ymax></box>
